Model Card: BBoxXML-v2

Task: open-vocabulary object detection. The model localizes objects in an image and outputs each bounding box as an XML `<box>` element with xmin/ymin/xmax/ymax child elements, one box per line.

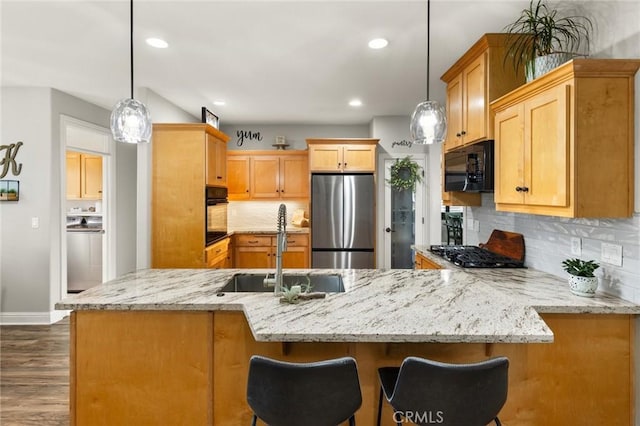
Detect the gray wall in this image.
<box><xmin>0</xmin><ymin>87</ymin><xmax>138</xmax><ymax>323</ymax></box>
<box><xmin>1</xmin><ymin>88</ymin><xmax>53</xmax><ymax>318</ymax></box>
<box><xmin>220</xmin><ymin>123</ymin><xmax>369</xmax><ymax>151</ymax></box>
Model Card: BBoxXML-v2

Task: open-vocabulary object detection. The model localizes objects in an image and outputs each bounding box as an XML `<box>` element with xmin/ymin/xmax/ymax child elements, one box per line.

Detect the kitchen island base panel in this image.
<box><xmin>71</xmin><ymin>311</ymin><xmax>634</xmax><ymax>426</ymax></box>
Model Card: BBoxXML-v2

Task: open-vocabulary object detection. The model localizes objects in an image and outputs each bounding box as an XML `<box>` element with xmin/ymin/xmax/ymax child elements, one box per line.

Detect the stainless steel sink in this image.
<box><xmin>220</xmin><ymin>273</ymin><xmax>344</xmax><ymax>293</ymax></box>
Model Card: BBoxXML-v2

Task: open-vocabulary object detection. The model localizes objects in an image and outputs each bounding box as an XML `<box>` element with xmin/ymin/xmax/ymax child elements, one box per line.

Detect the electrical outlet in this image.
<box><xmin>31</xmin><ymin>217</ymin><xmax>39</xmax><ymax>229</ymax></box>
<box><xmin>601</xmin><ymin>242</ymin><xmax>623</xmax><ymax>267</ymax></box>
<box><xmin>467</xmin><ymin>219</ymin><xmax>474</xmax><ymax>231</ymax></box>
<box><xmin>570</xmin><ymin>237</ymin><xmax>582</xmax><ymax>256</ymax></box>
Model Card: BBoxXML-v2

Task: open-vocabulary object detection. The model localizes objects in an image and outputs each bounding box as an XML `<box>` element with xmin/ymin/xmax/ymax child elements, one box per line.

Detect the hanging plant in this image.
<box><xmin>386</xmin><ymin>156</ymin><xmax>423</xmax><ymax>192</ymax></box>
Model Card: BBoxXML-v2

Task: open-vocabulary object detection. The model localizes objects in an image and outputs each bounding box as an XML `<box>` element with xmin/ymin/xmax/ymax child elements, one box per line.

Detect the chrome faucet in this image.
<box><xmin>264</xmin><ymin>204</ymin><xmax>287</xmax><ymax>295</ymax></box>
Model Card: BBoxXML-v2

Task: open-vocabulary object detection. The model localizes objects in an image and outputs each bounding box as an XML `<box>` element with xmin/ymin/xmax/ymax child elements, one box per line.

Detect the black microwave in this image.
<box><xmin>444</xmin><ymin>140</ymin><xmax>494</xmax><ymax>192</ymax></box>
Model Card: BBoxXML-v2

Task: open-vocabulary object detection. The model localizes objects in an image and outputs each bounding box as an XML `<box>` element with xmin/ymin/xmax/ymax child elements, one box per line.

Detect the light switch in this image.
<box><xmin>473</xmin><ymin>220</ymin><xmax>480</xmax><ymax>232</ymax></box>
<box><xmin>466</xmin><ymin>219</ymin><xmax>474</xmax><ymax>231</ymax></box>
<box><xmin>31</xmin><ymin>217</ymin><xmax>39</xmax><ymax>229</ymax></box>
<box><xmin>601</xmin><ymin>242</ymin><xmax>623</xmax><ymax>267</ymax></box>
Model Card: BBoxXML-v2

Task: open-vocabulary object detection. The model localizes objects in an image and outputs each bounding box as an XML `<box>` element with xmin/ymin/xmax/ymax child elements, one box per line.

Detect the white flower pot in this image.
<box><xmin>568</xmin><ymin>274</ymin><xmax>598</xmax><ymax>297</ymax></box>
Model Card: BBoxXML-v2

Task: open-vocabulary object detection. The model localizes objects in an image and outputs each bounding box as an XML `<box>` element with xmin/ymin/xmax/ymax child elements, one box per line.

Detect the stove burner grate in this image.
<box><xmin>429</xmin><ymin>245</ymin><xmax>525</xmax><ymax>268</ymax></box>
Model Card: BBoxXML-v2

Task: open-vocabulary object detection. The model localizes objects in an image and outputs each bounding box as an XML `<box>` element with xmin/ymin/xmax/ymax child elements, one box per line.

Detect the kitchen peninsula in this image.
<box><xmin>56</xmin><ymin>266</ymin><xmax>639</xmax><ymax>425</ymax></box>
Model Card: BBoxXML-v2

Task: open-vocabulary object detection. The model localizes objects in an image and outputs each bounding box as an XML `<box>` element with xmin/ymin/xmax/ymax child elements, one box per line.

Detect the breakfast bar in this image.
<box><xmin>56</xmin><ymin>266</ymin><xmax>639</xmax><ymax>425</ymax></box>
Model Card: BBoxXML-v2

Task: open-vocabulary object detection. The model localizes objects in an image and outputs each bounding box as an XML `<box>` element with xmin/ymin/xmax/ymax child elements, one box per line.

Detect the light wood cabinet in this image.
<box><xmin>205</xmin><ymin>237</ymin><xmax>231</xmax><ymax>268</ymax></box>
<box><xmin>491</xmin><ymin>59</ymin><xmax>640</xmax><ymax>218</ymax></box>
<box><xmin>206</xmin><ymin>134</ymin><xmax>227</xmax><ymax>187</ymax></box>
<box><xmin>306</xmin><ymin>139</ymin><xmax>378</xmax><ymax>172</ymax></box>
<box><xmin>66</xmin><ymin>151</ymin><xmax>102</xmax><ymax>199</ymax></box>
<box><xmin>152</xmin><ymin>124</ymin><xmax>231</xmax><ymax>268</ymax></box>
<box><xmin>233</xmin><ymin>233</ymin><xmax>309</xmax><ymax>269</ymax></box>
<box><xmin>228</xmin><ymin>151</ymin><xmax>309</xmax><ymax>200</ymax></box>
<box><xmin>414</xmin><ymin>253</ymin><xmax>442</xmax><ymax>270</ymax></box>
<box><xmin>441</xmin><ymin>34</ymin><xmax>526</xmax><ymax>153</ymax></box>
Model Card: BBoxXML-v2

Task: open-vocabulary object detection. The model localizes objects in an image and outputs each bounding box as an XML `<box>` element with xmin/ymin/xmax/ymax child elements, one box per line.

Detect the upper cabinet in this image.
<box><xmin>492</xmin><ymin>59</ymin><xmax>640</xmax><ymax>218</ymax></box>
<box><xmin>227</xmin><ymin>151</ymin><xmax>309</xmax><ymax>200</ymax></box>
<box><xmin>151</xmin><ymin>124</ymin><xmax>230</xmax><ymax>268</ymax></box>
<box><xmin>306</xmin><ymin>138</ymin><xmax>378</xmax><ymax>172</ymax></box>
<box><xmin>66</xmin><ymin>151</ymin><xmax>102</xmax><ymax>200</ymax></box>
<box><xmin>206</xmin><ymin>133</ymin><xmax>227</xmax><ymax>187</ymax></box>
<box><xmin>441</xmin><ymin>34</ymin><xmax>526</xmax><ymax>153</ymax></box>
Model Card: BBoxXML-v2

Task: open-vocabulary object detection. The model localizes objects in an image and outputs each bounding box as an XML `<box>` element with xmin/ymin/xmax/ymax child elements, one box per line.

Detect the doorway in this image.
<box><xmin>382</xmin><ymin>155</ymin><xmax>426</xmax><ymax>269</ymax></box>
<box><xmin>59</xmin><ymin>116</ymin><xmax>114</xmax><ymax>296</ymax></box>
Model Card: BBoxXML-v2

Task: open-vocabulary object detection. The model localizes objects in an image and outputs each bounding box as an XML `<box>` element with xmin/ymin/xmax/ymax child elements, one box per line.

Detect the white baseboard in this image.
<box><xmin>0</xmin><ymin>310</ymin><xmax>70</xmax><ymax>325</ymax></box>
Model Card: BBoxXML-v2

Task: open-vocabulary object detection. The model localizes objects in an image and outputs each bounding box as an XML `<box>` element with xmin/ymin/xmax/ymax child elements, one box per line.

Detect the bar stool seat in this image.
<box><xmin>376</xmin><ymin>356</ymin><xmax>509</xmax><ymax>426</ymax></box>
<box><xmin>247</xmin><ymin>355</ymin><xmax>362</xmax><ymax>426</ymax></box>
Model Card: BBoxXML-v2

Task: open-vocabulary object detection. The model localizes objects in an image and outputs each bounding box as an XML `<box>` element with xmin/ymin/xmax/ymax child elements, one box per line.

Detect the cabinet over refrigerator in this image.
<box><xmin>311</xmin><ymin>174</ymin><xmax>375</xmax><ymax>268</ymax></box>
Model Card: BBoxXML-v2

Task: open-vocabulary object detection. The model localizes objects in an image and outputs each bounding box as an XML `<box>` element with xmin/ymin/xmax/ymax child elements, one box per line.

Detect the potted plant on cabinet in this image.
<box><xmin>562</xmin><ymin>258</ymin><xmax>599</xmax><ymax>297</ymax></box>
<box><xmin>503</xmin><ymin>0</ymin><xmax>593</xmax><ymax>82</ymax></box>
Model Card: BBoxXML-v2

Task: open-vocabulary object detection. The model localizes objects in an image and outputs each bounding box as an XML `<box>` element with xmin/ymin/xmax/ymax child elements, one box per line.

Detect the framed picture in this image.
<box><xmin>201</xmin><ymin>107</ymin><xmax>219</xmax><ymax>129</ymax></box>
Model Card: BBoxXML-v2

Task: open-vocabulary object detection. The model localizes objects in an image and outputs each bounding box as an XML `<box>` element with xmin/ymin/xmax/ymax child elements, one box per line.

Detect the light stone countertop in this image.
<box><xmin>55</xmin><ymin>260</ymin><xmax>640</xmax><ymax>344</ymax></box>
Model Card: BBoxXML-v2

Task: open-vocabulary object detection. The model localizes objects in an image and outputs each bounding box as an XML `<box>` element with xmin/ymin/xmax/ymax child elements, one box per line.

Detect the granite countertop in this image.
<box><xmin>413</xmin><ymin>245</ymin><xmax>640</xmax><ymax>314</ymax></box>
<box><xmin>55</xmin><ymin>262</ymin><xmax>640</xmax><ymax>344</ymax></box>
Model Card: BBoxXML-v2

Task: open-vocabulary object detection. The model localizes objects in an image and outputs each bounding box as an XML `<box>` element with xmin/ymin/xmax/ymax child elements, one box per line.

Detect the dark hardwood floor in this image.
<box><xmin>1</xmin><ymin>317</ymin><xmax>70</xmax><ymax>425</ymax></box>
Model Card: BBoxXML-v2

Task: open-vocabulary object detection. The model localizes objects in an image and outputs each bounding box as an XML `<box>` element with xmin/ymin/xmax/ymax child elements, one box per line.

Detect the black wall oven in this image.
<box><xmin>206</xmin><ymin>186</ymin><xmax>228</xmax><ymax>246</ymax></box>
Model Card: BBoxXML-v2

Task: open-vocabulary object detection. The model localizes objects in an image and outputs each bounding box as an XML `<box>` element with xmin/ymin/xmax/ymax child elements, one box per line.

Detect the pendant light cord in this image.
<box><xmin>426</xmin><ymin>0</ymin><xmax>430</xmax><ymax>100</ymax></box>
<box><xmin>130</xmin><ymin>0</ymin><xmax>134</xmax><ymax>99</ymax></box>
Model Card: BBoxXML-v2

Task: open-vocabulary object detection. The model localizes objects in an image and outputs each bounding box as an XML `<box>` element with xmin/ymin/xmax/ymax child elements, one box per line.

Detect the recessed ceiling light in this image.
<box><xmin>368</xmin><ymin>38</ymin><xmax>388</xmax><ymax>49</ymax></box>
<box><xmin>146</xmin><ymin>38</ymin><xmax>168</xmax><ymax>49</ymax></box>
<box><xmin>349</xmin><ymin>99</ymin><xmax>362</xmax><ymax>107</ymax></box>
<box><xmin>213</xmin><ymin>100</ymin><xmax>226</xmax><ymax>106</ymax></box>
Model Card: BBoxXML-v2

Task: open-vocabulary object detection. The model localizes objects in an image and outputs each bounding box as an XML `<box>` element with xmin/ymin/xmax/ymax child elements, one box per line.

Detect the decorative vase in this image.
<box><xmin>568</xmin><ymin>274</ymin><xmax>598</xmax><ymax>297</ymax></box>
<box><xmin>525</xmin><ymin>52</ymin><xmax>576</xmax><ymax>82</ymax></box>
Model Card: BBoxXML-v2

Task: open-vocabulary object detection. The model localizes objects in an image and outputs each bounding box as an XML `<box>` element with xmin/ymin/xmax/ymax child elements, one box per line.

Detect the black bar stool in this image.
<box><xmin>247</xmin><ymin>355</ymin><xmax>362</xmax><ymax>426</ymax></box>
<box><xmin>376</xmin><ymin>356</ymin><xmax>509</xmax><ymax>426</ymax></box>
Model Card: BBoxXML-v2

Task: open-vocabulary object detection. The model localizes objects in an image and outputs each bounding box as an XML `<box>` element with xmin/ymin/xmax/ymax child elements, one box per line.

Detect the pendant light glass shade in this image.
<box><xmin>410</xmin><ymin>100</ymin><xmax>446</xmax><ymax>145</ymax></box>
<box><xmin>110</xmin><ymin>0</ymin><xmax>152</xmax><ymax>144</ymax></box>
<box><xmin>410</xmin><ymin>0</ymin><xmax>446</xmax><ymax>145</ymax></box>
<box><xmin>110</xmin><ymin>98</ymin><xmax>151</xmax><ymax>144</ymax></box>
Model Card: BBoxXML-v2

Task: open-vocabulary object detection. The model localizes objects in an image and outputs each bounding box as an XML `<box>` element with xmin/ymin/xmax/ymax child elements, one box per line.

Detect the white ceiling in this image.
<box><xmin>1</xmin><ymin>0</ymin><xmax>530</xmax><ymax>125</ymax></box>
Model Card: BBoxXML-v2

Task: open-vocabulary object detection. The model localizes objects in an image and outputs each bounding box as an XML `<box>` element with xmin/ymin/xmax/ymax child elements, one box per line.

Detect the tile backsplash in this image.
<box><xmin>466</xmin><ymin>194</ymin><xmax>640</xmax><ymax>303</ymax></box>
<box><xmin>228</xmin><ymin>200</ymin><xmax>309</xmax><ymax>230</ymax></box>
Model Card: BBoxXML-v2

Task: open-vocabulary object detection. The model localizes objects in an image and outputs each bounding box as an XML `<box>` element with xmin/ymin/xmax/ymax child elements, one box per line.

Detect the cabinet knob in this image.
<box><xmin>461</xmin><ymin>130</ymin><xmax>467</xmax><ymax>135</ymax></box>
<box><xmin>217</xmin><ymin>176</ymin><xmax>222</xmax><ymax>179</ymax></box>
<box><xmin>515</xmin><ymin>186</ymin><xmax>523</xmax><ymax>192</ymax></box>
<box><xmin>456</xmin><ymin>133</ymin><xmax>461</xmax><ymax>137</ymax></box>
<box><xmin>276</xmin><ymin>189</ymin><xmax>279</xmax><ymax>193</ymax></box>
<box><xmin>281</xmin><ymin>189</ymin><xmax>284</xmax><ymax>193</ymax></box>
<box><xmin>522</xmin><ymin>186</ymin><xmax>529</xmax><ymax>192</ymax></box>
<box><xmin>344</xmin><ymin>163</ymin><xmax>347</xmax><ymax>167</ymax></box>
<box><xmin>246</xmin><ymin>189</ymin><xmax>249</xmax><ymax>192</ymax></box>
<box><xmin>338</xmin><ymin>162</ymin><xmax>341</xmax><ymax>167</ymax></box>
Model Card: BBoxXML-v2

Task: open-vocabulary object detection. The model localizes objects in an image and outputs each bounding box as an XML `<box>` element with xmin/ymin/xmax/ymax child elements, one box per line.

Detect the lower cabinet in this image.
<box><xmin>234</xmin><ymin>233</ymin><xmax>309</xmax><ymax>269</ymax></box>
<box><xmin>205</xmin><ymin>237</ymin><xmax>231</xmax><ymax>268</ymax></box>
<box><xmin>415</xmin><ymin>253</ymin><xmax>442</xmax><ymax>270</ymax></box>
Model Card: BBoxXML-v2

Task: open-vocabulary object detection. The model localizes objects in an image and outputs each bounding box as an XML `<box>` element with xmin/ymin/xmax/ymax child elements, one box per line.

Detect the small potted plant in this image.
<box><xmin>562</xmin><ymin>258</ymin><xmax>599</xmax><ymax>297</ymax></box>
<box><xmin>503</xmin><ymin>0</ymin><xmax>593</xmax><ymax>82</ymax></box>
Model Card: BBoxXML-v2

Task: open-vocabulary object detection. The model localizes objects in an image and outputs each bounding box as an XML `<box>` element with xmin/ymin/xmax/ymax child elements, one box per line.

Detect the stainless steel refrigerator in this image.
<box><xmin>311</xmin><ymin>174</ymin><xmax>375</xmax><ymax>268</ymax></box>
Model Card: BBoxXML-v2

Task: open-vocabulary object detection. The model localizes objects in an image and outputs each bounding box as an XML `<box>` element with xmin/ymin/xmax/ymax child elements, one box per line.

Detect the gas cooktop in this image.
<box><xmin>429</xmin><ymin>245</ymin><xmax>525</xmax><ymax>268</ymax></box>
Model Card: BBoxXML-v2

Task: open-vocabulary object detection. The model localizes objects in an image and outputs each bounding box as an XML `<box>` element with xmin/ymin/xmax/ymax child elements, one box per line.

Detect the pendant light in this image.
<box><xmin>410</xmin><ymin>0</ymin><xmax>446</xmax><ymax>145</ymax></box>
<box><xmin>110</xmin><ymin>0</ymin><xmax>152</xmax><ymax>144</ymax></box>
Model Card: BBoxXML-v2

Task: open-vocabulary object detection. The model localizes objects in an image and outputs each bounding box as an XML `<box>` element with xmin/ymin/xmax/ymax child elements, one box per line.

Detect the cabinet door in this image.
<box><xmin>280</xmin><ymin>155</ymin><xmax>309</xmax><ymax>198</ymax></box>
<box><xmin>308</xmin><ymin>145</ymin><xmax>342</xmax><ymax>172</ymax></box>
<box><xmin>282</xmin><ymin>246</ymin><xmax>308</xmax><ymax>269</ymax></box>
<box><xmin>227</xmin><ymin>156</ymin><xmax>251</xmax><ymax>200</ymax></box>
<box><xmin>66</xmin><ymin>152</ymin><xmax>81</xmax><ymax>199</ymax></box>
<box><xmin>234</xmin><ymin>246</ymin><xmax>272</xmax><ymax>268</ymax></box>
<box><xmin>214</xmin><ymin>138</ymin><xmax>227</xmax><ymax>187</ymax></box>
<box><xmin>524</xmin><ymin>85</ymin><xmax>569</xmax><ymax>207</ymax></box>
<box><xmin>445</xmin><ymin>74</ymin><xmax>463</xmax><ymax>151</ymax></box>
<box><xmin>206</xmin><ymin>134</ymin><xmax>227</xmax><ymax>187</ymax></box>
<box><xmin>463</xmin><ymin>53</ymin><xmax>488</xmax><ymax>144</ymax></box>
<box><xmin>342</xmin><ymin>145</ymin><xmax>376</xmax><ymax>172</ymax></box>
<box><xmin>494</xmin><ymin>104</ymin><xmax>525</xmax><ymax>205</ymax></box>
<box><xmin>250</xmin><ymin>156</ymin><xmax>280</xmax><ymax>199</ymax></box>
<box><xmin>82</xmin><ymin>155</ymin><xmax>103</xmax><ymax>199</ymax></box>
<box><xmin>415</xmin><ymin>253</ymin><xmax>441</xmax><ymax>269</ymax></box>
